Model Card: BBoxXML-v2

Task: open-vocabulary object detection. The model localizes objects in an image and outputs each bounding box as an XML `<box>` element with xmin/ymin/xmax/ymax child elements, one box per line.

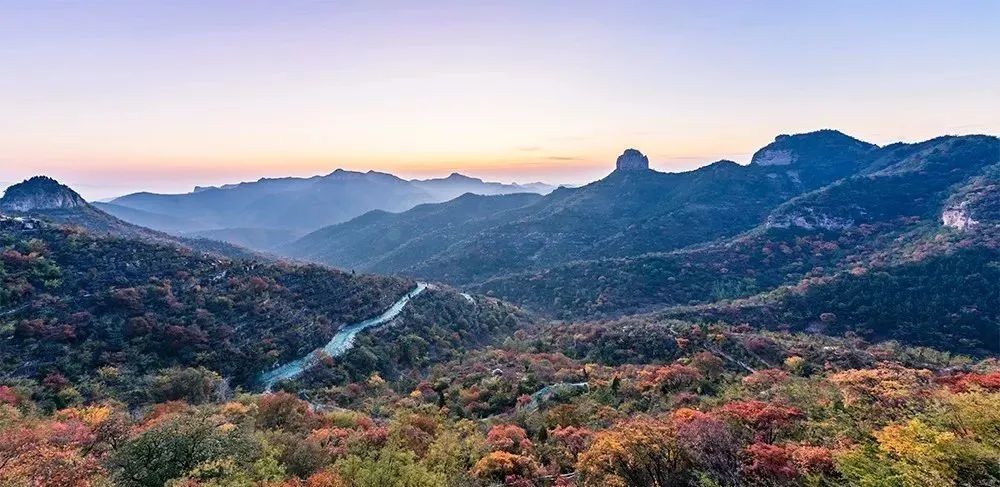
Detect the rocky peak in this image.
<box><xmin>615</xmin><ymin>149</ymin><xmax>650</xmax><ymax>171</ymax></box>
<box><xmin>0</xmin><ymin>176</ymin><xmax>88</xmax><ymax>212</ymax></box>
<box><xmin>751</xmin><ymin>130</ymin><xmax>877</xmax><ymax>167</ymax></box>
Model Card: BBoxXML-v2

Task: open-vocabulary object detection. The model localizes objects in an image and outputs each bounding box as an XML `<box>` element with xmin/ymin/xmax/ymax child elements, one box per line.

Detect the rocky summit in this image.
<box><xmin>0</xmin><ymin>176</ymin><xmax>88</xmax><ymax>212</ymax></box>
<box><xmin>615</xmin><ymin>148</ymin><xmax>649</xmax><ymax>171</ymax></box>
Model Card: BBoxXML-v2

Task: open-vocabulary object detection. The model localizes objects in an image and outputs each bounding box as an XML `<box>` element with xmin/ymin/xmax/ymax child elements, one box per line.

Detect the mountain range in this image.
<box><xmin>2</xmin><ymin>129</ymin><xmax>998</xmax><ymax>486</ymax></box>
<box><xmin>3</xmin><ymin>129</ymin><xmax>996</xmax><ymax>358</ymax></box>
<box><xmin>98</xmin><ymin>169</ymin><xmax>555</xmax><ymax>249</ymax></box>
<box><xmin>283</xmin><ymin>131</ymin><xmax>997</xmax><ymax>282</ymax></box>
<box><xmin>276</xmin><ymin>130</ymin><xmax>999</xmax><ymax>353</ymax></box>
<box><xmin>284</xmin><ymin>131</ymin><xmax>882</xmax><ymax>282</ymax></box>
<box><xmin>473</xmin><ymin>134</ymin><xmax>999</xmax><ymax>310</ymax></box>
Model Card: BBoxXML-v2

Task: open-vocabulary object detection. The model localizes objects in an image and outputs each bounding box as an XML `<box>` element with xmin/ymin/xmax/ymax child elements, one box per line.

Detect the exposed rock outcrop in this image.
<box><xmin>942</xmin><ymin>200</ymin><xmax>979</xmax><ymax>230</ymax></box>
<box><xmin>615</xmin><ymin>149</ymin><xmax>650</xmax><ymax>171</ymax></box>
<box><xmin>765</xmin><ymin>207</ymin><xmax>855</xmax><ymax>230</ymax></box>
<box><xmin>753</xmin><ymin>148</ymin><xmax>798</xmax><ymax>166</ymax></box>
<box><xmin>750</xmin><ymin>130</ymin><xmax>877</xmax><ymax>169</ymax></box>
<box><xmin>0</xmin><ymin>176</ymin><xmax>88</xmax><ymax>212</ymax></box>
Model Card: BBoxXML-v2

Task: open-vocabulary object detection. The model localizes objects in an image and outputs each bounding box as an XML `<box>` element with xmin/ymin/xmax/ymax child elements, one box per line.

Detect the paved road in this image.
<box><xmin>260</xmin><ymin>282</ymin><xmax>427</xmax><ymax>390</ymax></box>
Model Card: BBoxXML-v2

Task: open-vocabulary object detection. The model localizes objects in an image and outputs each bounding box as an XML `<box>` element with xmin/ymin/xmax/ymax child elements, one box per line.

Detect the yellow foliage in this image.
<box><xmin>873</xmin><ymin>419</ymin><xmax>957</xmax><ymax>487</ymax></box>
<box><xmin>56</xmin><ymin>405</ymin><xmax>112</xmax><ymax>427</ymax></box>
<box><xmin>784</xmin><ymin>355</ymin><xmax>806</xmax><ymax>374</ymax></box>
<box><xmin>577</xmin><ymin>417</ymin><xmax>686</xmax><ymax>486</ymax></box>
<box><xmin>220</xmin><ymin>401</ymin><xmax>251</xmax><ymax>417</ymax></box>
<box><xmin>829</xmin><ymin>364</ymin><xmax>934</xmax><ymax>407</ymax></box>
<box><xmin>876</xmin><ymin>419</ymin><xmax>956</xmax><ymax>458</ymax></box>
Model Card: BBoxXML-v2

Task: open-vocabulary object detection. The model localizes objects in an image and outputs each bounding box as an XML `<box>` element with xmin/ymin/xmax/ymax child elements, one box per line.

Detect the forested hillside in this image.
<box><xmin>3</xmin><ymin>304</ymin><xmax>997</xmax><ymax>486</ymax></box>
<box><xmin>1</xmin><ymin>133</ymin><xmax>997</xmax><ymax>487</ymax></box>
<box><xmin>662</xmin><ymin>245</ymin><xmax>1000</xmax><ymax>355</ymax></box>
<box><xmin>1</xmin><ymin>176</ymin><xmax>259</xmax><ymax>260</ymax></box>
<box><xmin>475</xmin><ymin>135</ymin><xmax>999</xmax><ymax>334</ymax></box>
<box><xmin>285</xmin><ymin>192</ymin><xmax>543</xmax><ymax>272</ymax></box>
<box><xmin>0</xmin><ymin>216</ymin><xmax>526</xmax><ymax>409</ymax></box>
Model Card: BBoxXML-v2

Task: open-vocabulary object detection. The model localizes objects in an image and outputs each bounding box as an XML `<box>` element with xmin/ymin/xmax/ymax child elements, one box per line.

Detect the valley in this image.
<box><xmin>1</xmin><ymin>130</ymin><xmax>997</xmax><ymax>486</ymax></box>
<box><xmin>4</xmin><ymin>4</ymin><xmax>997</xmax><ymax>484</ymax></box>
<box><xmin>260</xmin><ymin>282</ymin><xmax>427</xmax><ymax>390</ymax></box>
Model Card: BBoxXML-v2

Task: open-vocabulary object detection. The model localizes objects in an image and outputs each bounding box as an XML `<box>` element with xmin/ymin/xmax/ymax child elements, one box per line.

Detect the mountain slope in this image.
<box><xmin>0</xmin><ymin>214</ymin><xmax>527</xmax><ymax>391</ymax></box>
<box><xmin>1</xmin><ymin>177</ymin><xmax>258</xmax><ymax>259</ymax></box>
<box><xmin>183</xmin><ymin>227</ymin><xmax>306</xmax><ymax>251</ymax></box>
<box><xmin>765</xmin><ymin>135</ymin><xmax>998</xmax><ymax>229</ymax></box>
<box><xmin>284</xmin><ymin>130</ymin><xmax>880</xmax><ymax>284</ymax></box>
<box><xmin>93</xmin><ymin>201</ymin><xmax>198</xmax><ymax>233</ymax></box>
<box><xmin>474</xmin><ymin>134</ymin><xmax>999</xmax><ymax>322</ymax></box>
<box><xmin>107</xmin><ymin>170</ymin><xmax>555</xmax><ymax>243</ymax></box>
<box><xmin>284</xmin><ymin>192</ymin><xmax>544</xmax><ymax>271</ymax></box>
<box><xmin>661</xmin><ymin>244</ymin><xmax>999</xmax><ymax>355</ymax></box>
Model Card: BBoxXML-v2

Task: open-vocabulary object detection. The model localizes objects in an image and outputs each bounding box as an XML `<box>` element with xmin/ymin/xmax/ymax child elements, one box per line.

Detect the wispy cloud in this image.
<box><xmin>546</xmin><ymin>135</ymin><xmax>594</xmax><ymax>143</ymax></box>
<box><xmin>546</xmin><ymin>156</ymin><xmax>582</xmax><ymax>161</ymax></box>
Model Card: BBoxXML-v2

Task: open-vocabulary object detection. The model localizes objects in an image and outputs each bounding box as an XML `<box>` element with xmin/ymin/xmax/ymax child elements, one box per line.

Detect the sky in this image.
<box><xmin>1</xmin><ymin>1</ymin><xmax>998</xmax><ymax>200</ymax></box>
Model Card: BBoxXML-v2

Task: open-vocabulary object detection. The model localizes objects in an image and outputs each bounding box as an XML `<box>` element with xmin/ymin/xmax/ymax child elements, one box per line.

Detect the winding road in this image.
<box><xmin>522</xmin><ymin>382</ymin><xmax>589</xmax><ymax>412</ymax></box>
<box><xmin>260</xmin><ymin>282</ymin><xmax>427</xmax><ymax>390</ymax></box>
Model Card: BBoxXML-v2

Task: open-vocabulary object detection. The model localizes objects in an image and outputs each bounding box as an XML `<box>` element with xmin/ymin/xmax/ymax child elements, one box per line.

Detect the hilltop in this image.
<box><xmin>1</xmin><ymin>176</ymin><xmax>259</xmax><ymax>260</ymax></box>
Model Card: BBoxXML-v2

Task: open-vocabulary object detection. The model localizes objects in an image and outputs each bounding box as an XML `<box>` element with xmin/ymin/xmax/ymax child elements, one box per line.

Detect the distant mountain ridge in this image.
<box><xmin>101</xmin><ymin>169</ymin><xmax>556</xmax><ymax>249</ymax></box>
<box><xmin>283</xmin><ymin>130</ymin><xmax>884</xmax><ymax>284</ymax></box>
<box><xmin>284</xmin><ymin>192</ymin><xmax>545</xmax><ymax>272</ymax></box>
<box><xmin>0</xmin><ymin>176</ymin><xmax>259</xmax><ymax>260</ymax></box>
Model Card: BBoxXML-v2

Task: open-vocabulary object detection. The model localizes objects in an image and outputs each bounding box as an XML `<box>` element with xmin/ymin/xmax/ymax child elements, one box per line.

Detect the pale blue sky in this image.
<box><xmin>1</xmin><ymin>1</ymin><xmax>997</xmax><ymax>198</ymax></box>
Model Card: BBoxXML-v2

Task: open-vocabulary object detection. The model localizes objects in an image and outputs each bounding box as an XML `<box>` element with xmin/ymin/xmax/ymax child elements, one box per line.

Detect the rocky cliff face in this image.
<box><xmin>752</xmin><ymin>148</ymin><xmax>798</xmax><ymax>166</ymax></box>
<box><xmin>0</xmin><ymin>176</ymin><xmax>88</xmax><ymax>212</ymax></box>
<box><xmin>942</xmin><ymin>200</ymin><xmax>979</xmax><ymax>230</ymax></box>
<box><xmin>765</xmin><ymin>207</ymin><xmax>856</xmax><ymax>230</ymax></box>
<box><xmin>942</xmin><ymin>179</ymin><xmax>999</xmax><ymax>230</ymax></box>
<box><xmin>750</xmin><ymin>130</ymin><xmax>878</xmax><ymax>180</ymax></box>
<box><xmin>615</xmin><ymin>149</ymin><xmax>649</xmax><ymax>171</ymax></box>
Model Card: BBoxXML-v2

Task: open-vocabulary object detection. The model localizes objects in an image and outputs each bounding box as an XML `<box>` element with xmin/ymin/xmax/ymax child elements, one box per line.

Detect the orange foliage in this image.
<box><xmin>470</xmin><ymin>450</ymin><xmax>540</xmax><ymax>481</ymax></box>
<box><xmin>636</xmin><ymin>364</ymin><xmax>702</xmax><ymax>393</ymax></box>
<box><xmin>257</xmin><ymin>392</ymin><xmax>317</xmax><ymax>432</ymax></box>
<box><xmin>304</xmin><ymin>469</ymin><xmax>348</xmax><ymax>486</ymax></box>
<box><xmin>485</xmin><ymin>424</ymin><xmax>533</xmax><ymax>454</ymax></box>
<box><xmin>577</xmin><ymin>417</ymin><xmax>689</xmax><ymax>486</ymax></box>
<box><xmin>717</xmin><ymin>400</ymin><xmax>803</xmax><ymax>443</ymax></box>
<box><xmin>0</xmin><ymin>418</ymin><xmax>105</xmax><ymax>486</ymax></box>
<box><xmin>828</xmin><ymin>364</ymin><xmax>934</xmax><ymax>407</ymax></box>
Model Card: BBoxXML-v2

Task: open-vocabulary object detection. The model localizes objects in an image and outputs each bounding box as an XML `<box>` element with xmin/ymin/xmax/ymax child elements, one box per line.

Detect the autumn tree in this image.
<box><xmin>548</xmin><ymin>425</ymin><xmax>593</xmax><ymax>471</ymax></box>
<box><xmin>577</xmin><ymin>417</ymin><xmax>691</xmax><ymax>487</ymax></box>
<box><xmin>107</xmin><ymin>413</ymin><xmax>262</xmax><ymax>487</ymax></box>
<box><xmin>717</xmin><ymin>400</ymin><xmax>803</xmax><ymax>443</ymax></box>
<box><xmin>671</xmin><ymin>408</ymin><xmax>741</xmax><ymax>486</ymax></box>
<box><xmin>335</xmin><ymin>446</ymin><xmax>446</xmax><ymax>487</ymax></box>
<box><xmin>470</xmin><ymin>450</ymin><xmax>541</xmax><ymax>484</ymax></box>
<box><xmin>256</xmin><ymin>392</ymin><xmax>317</xmax><ymax>433</ymax></box>
<box><xmin>485</xmin><ymin>424</ymin><xmax>534</xmax><ymax>455</ymax></box>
